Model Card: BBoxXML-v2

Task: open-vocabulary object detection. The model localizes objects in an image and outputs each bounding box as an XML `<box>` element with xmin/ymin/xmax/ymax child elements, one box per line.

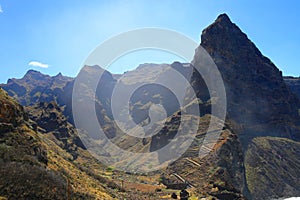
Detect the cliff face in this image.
<box><xmin>25</xmin><ymin>101</ymin><xmax>86</xmax><ymax>159</ymax></box>
<box><xmin>194</xmin><ymin>14</ymin><xmax>300</xmax><ymax>143</ymax></box>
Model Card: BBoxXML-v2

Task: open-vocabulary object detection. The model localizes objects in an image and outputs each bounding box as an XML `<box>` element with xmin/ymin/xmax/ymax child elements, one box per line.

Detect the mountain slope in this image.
<box><xmin>162</xmin><ymin>116</ymin><xmax>247</xmax><ymax>199</ymax></box>
<box><xmin>0</xmin><ymin>87</ymin><xmax>66</xmax><ymax>199</ymax></box>
<box><xmin>245</xmin><ymin>137</ymin><xmax>300</xmax><ymax>200</ymax></box>
<box><xmin>0</xmin><ymin>87</ymin><xmax>116</xmax><ymax>199</ymax></box>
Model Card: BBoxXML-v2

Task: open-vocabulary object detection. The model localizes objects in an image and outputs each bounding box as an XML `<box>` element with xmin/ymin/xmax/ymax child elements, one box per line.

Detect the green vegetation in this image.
<box><xmin>106</xmin><ymin>166</ymin><xmax>114</xmax><ymax>172</ymax></box>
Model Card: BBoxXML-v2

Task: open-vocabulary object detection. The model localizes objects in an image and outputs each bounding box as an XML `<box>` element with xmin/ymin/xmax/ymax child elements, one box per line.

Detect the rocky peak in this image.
<box><xmin>193</xmin><ymin>14</ymin><xmax>300</xmax><ymax>143</ymax></box>
<box><xmin>23</xmin><ymin>69</ymin><xmax>50</xmax><ymax>81</ymax></box>
<box><xmin>201</xmin><ymin>13</ymin><xmax>266</xmax><ymax>66</ymax></box>
<box><xmin>25</xmin><ymin>69</ymin><xmax>40</xmax><ymax>74</ymax></box>
<box><xmin>204</xmin><ymin>13</ymin><xmax>237</xmax><ymax>33</ymax></box>
<box><xmin>216</xmin><ymin>13</ymin><xmax>231</xmax><ymax>22</ymax></box>
<box><xmin>55</xmin><ymin>72</ymin><xmax>63</xmax><ymax>77</ymax></box>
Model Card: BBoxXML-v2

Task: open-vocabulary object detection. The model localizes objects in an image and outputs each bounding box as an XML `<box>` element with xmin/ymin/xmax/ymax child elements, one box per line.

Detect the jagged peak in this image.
<box><xmin>201</xmin><ymin>13</ymin><xmax>241</xmax><ymax>37</ymax></box>
<box><xmin>23</xmin><ymin>69</ymin><xmax>49</xmax><ymax>79</ymax></box>
<box><xmin>25</xmin><ymin>69</ymin><xmax>43</xmax><ymax>75</ymax></box>
<box><xmin>55</xmin><ymin>72</ymin><xmax>63</xmax><ymax>77</ymax></box>
<box><xmin>200</xmin><ymin>13</ymin><xmax>264</xmax><ymax>60</ymax></box>
<box><xmin>215</xmin><ymin>13</ymin><xmax>232</xmax><ymax>24</ymax></box>
<box><xmin>21</xmin><ymin>69</ymin><xmax>73</xmax><ymax>82</ymax></box>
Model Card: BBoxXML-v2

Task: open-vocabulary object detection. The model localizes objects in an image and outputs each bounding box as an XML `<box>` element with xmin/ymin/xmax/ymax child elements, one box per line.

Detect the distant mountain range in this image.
<box><xmin>0</xmin><ymin>13</ymin><xmax>299</xmax><ymax>200</ymax></box>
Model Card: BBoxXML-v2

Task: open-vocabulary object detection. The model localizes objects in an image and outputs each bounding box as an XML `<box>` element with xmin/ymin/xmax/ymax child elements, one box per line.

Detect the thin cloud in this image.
<box><xmin>28</xmin><ymin>61</ymin><xmax>49</xmax><ymax>68</ymax></box>
<box><xmin>0</xmin><ymin>5</ymin><xmax>3</xmax><ymax>13</ymax></box>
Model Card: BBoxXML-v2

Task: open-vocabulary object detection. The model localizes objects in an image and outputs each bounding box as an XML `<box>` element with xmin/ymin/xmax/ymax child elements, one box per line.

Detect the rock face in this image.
<box><xmin>194</xmin><ymin>13</ymin><xmax>300</xmax><ymax>143</ymax></box>
<box><xmin>190</xmin><ymin>13</ymin><xmax>300</xmax><ymax>199</ymax></box>
<box><xmin>25</xmin><ymin>101</ymin><xmax>86</xmax><ymax>159</ymax></box>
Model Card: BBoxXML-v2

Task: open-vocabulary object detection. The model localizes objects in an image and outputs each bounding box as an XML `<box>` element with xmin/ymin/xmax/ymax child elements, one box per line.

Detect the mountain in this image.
<box><xmin>25</xmin><ymin>101</ymin><xmax>86</xmax><ymax>159</ymax></box>
<box><xmin>284</xmin><ymin>76</ymin><xmax>300</xmax><ymax>99</ymax></box>
<box><xmin>147</xmin><ymin>13</ymin><xmax>300</xmax><ymax>200</ymax></box>
<box><xmin>1</xmin><ymin>14</ymin><xmax>300</xmax><ymax>200</ymax></box>
<box><xmin>0</xmin><ymin>87</ymin><xmax>123</xmax><ymax>199</ymax></box>
<box><xmin>71</xmin><ymin>14</ymin><xmax>300</xmax><ymax>199</ymax></box>
<box><xmin>0</xmin><ymin>70</ymin><xmax>74</xmax><ymax>122</ymax></box>
<box><xmin>0</xmin><ymin>87</ymin><xmax>61</xmax><ymax>199</ymax></box>
<box><xmin>198</xmin><ymin>13</ymin><xmax>300</xmax><ymax>143</ymax></box>
<box><xmin>189</xmin><ymin>13</ymin><xmax>300</xmax><ymax>199</ymax></box>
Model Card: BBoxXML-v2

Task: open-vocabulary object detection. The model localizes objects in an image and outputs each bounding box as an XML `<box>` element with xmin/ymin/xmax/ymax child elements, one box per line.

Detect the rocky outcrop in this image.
<box><xmin>25</xmin><ymin>101</ymin><xmax>86</xmax><ymax>159</ymax></box>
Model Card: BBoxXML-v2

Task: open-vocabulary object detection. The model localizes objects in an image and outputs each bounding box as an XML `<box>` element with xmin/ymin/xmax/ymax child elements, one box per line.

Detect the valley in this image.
<box><xmin>0</xmin><ymin>13</ymin><xmax>299</xmax><ymax>200</ymax></box>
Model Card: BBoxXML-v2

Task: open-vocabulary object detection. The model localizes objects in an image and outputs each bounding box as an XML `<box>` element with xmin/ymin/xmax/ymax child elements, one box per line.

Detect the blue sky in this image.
<box><xmin>0</xmin><ymin>0</ymin><xmax>299</xmax><ymax>83</ymax></box>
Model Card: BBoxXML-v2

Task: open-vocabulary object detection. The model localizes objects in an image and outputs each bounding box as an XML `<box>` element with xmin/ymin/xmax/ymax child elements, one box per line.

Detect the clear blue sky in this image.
<box><xmin>0</xmin><ymin>0</ymin><xmax>299</xmax><ymax>83</ymax></box>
